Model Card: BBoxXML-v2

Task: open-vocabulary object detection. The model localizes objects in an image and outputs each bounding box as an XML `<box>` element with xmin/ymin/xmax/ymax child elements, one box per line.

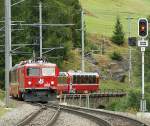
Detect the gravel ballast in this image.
<box><xmin>54</xmin><ymin>111</ymin><xmax>99</xmax><ymax>126</ymax></box>
<box><xmin>0</xmin><ymin>103</ymin><xmax>39</xmax><ymax>126</ymax></box>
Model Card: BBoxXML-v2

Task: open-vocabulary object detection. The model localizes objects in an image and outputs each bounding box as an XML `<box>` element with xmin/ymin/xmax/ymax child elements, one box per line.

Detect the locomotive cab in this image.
<box><xmin>10</xmin><ymin>58</ymin><xmax>59</xmax><ymax>102</ymax></box>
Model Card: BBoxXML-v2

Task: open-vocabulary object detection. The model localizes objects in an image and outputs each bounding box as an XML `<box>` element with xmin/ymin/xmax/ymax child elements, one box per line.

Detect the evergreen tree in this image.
<box><xmin>111</xmin><ymin>16</ymin><xmax>125</xmax><ymax>45</ymax></box>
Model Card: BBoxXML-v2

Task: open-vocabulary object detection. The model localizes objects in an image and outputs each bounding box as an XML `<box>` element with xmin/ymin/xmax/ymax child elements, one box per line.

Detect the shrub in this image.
<box><xmin>110</xmin><ymin>51</ymin><xmax>122</xmax><ymax>61</ymax></box>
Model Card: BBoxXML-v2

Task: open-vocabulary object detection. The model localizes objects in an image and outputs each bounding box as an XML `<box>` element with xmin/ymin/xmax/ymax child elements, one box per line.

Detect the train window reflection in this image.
<box><xmin>27</xmin><ymin>68</ymin><xmax>40</xmax><ymax>76</ymax></box>
<box><xmin>42</xmin><ymin>68</ymin><xmax>55</xmax><ymax>76</ymax></box>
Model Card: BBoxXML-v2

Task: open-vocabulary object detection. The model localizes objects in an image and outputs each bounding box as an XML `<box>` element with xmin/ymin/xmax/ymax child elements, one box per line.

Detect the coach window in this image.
<box><xmin>85</xmin><ymin>75</ymin><xmax>88</xmax><ymax>84</ymax></box>
<box><xmin>79</xmin><ymin>75</ymin><xmax>82</xmax><ymax>84</ymax></box>
<box><xmin>27</xmin><ymin>68</ymin><xmax>40</xmax><ymax>76</ymax></box>
<box><xmin>80</xmin><ymin>75</ymin><xmax>83</xmax><ymax>84</ymax></box>
<box><xmin>81</xmin><ymin>75</ymin><xmax>85</xmax><ymax>84</ymax></box>
<box><xmin>89</xmin><ymin>75</ymin><xmax>93</xmax><ymax>84</ymax></box>
<box><xmin>77</xmin><ymin>75</ymin><xmax>81</xmax><ymax>84</ymax></box>
<box><xmin>73</xmin><ymin>75</ymin><xmax>77</xmax><ymax>84</ymax></box>
<box><xmin>85</xmin><ymin>75</ymin><xmax>89</xmax><ymax>84</ymax></box>
<box><xmin>80</xmin><ymin>75</ymin><xmax>82</xmax><ymax>83</ymax></box>
<box><xmin>93</xmin><ymin>75</ymin><xmax>96</xmax><ymax>83</ymax></box>
<box><xmin>92</xmin><ymin>75</ymin><xmax>95</xmax><ymax>83</ymax></box>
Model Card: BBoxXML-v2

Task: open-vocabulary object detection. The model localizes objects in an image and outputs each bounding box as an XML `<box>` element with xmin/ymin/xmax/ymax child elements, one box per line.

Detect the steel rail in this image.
<box><xmin>45</xmin><ymin>106</ymin><xmax>61</xmax><ymax>126</ymax></box>
<box><xmin>62</xmin><ymin>107</ymin><xmax>111</xmax><ymax>126</ymax></box>
<box><xmin>16</xmin><ymin>103</ymin><xmax>61</xmax><ymax>126</ymax></box>
<box><xmin>47</xmin><ymin>104</ymin><xmax>111</xmax><ymax>126</ymax></box>
<box><xmin>61</xmin><ymin>105</ymin><xmax>148</xmax><ymax>126</ymax></box>
<box><xmin>16</xmin><ymin>103</ymin><xmax>110</xmax><ymax>126</ymax></box>
<box><xmin>16</xmin><ymin>105</ymin><xmax>45</xmax><ymax>126</ymax></box>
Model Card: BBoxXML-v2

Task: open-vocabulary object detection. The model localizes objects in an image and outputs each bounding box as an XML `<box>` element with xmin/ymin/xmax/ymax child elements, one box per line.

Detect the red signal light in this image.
<box><xmin>138</xmin><ymin>18</ymin><xmax>148</xmax><ymax>37</ymax></box>
<box><xmin>141</xmin><ymin>26</ymin><xmax>145</xmax><ymax>31</ymax></box>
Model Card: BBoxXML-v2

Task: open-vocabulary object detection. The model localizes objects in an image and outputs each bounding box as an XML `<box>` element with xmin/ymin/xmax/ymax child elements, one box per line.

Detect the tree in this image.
<box><xmin>111</xmin><ymin>16</ymin><xmax>125</xmax><ymax>45</ymax></box>
<box><xmin>0</xmin><ymin>0</ymin><xmax>82</xmax><ymax>89</ymax></box>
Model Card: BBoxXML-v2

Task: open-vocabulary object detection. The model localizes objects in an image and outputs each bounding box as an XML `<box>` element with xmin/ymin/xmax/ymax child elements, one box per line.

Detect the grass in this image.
<box><xmin>0</xmin><ymin>107</ymin><xmax>8</xmax><ymax>117</ymax></box>
<box><xmin>0</xmin><ymin>90</ymin><xmax>8</xmax><ymax>117</ymax></box>
<box><xmin>0</xmin><ymin>89</ymin><xmax>4</xmax><ymax>100</ymax></box>
<box><xmin>80</xmin><ymin>0</ymin><xmax>150</xmax><ymax>37</ymax></box>
<box><xmin>101</xmin><ymin>80</ymin><xmax>130</xmax><ymax>91</ymax></box>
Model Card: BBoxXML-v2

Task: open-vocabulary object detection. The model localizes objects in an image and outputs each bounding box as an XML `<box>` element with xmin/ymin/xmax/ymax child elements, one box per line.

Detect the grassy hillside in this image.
<box><xmin>80</xmin><ymin>0</ymin><xmax>150</xmax><ymax>37</ymax></box>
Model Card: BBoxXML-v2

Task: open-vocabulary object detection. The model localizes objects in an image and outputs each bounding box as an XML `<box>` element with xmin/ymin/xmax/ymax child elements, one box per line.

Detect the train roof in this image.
<box><xmin>25</xmin><ymin>62</ymin><xmax>56</xmax><ymax>67</ymax></box>
<box><xmin>11</xmin><ymin>62</ymin><xmax>56</xmax><ymax>71</ymax></box>
<box><xmin>68</xmin><ymin>71</ymin><xmax>99</xmax><ymax>76</ymax></box>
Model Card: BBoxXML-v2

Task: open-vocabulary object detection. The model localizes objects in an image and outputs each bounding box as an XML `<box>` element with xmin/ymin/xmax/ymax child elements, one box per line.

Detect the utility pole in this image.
<box><xmin>126</xmin><ymin>16</ymin><xmax>133</xmax><ymax>87</ymax></box>
<box><xmin>5</xmin><ymin>0</ymin><xmax>12</xmax><ymax>107</ymax></box>
<box><xmin>81</xmin><ymin>9</ymin><xmax>85</xmax><ymax>72</ymax></box>
<box><xmin>39</xmin><ymin>1</ymin><xmax>42</xmax><ymax>57</ymax></box>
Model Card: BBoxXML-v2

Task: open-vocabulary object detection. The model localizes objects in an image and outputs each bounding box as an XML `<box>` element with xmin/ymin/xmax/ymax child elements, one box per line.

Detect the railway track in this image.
<box><xmin>16</xmin><ymin>104</ymin><xmax>60</xmax><ymax>126</ymax></box>
<box><xmin>16</xmin><ymin>102</ymin><xmax>148</xmax><ymax>126</ymax></box>
<box><xmin>47</xmin><ymin>103</ymin><xmax>110</xmax><ymax>126</ymax></box>
<box><xmin>60</xmin><ymin>104</ymin><xmax>148</xmax><ymax>126</ymax></box>
<box><xmin>16</xmin><ymin>103</ymin><xmax>111</xmax><ymax>126</ymax></box>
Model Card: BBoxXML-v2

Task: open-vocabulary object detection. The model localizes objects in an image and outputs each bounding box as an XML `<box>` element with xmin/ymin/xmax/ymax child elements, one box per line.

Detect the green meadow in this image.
<box><xmin>80</xmin><ymin>0</ymin><xmax>150</xmax><ymax>37</ymax></box>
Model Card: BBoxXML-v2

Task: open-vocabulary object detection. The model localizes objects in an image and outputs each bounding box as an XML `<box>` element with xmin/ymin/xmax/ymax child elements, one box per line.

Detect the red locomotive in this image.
<box><xmin>57</xmin><ymin>71</ymin><xmax>100</xmax><ymax>94</ymax></box>
<box><xmin>9</xmin><ymin>58</ymin><xmax>59</xmax><ymax>102</ymax></box>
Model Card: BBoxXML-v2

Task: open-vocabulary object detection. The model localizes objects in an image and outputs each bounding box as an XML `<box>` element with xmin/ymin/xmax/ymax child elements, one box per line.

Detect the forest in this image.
<box><xmin>0</xmin><ymin>0</ymin><xmax>82</xmax><ymax>89</ymax></box>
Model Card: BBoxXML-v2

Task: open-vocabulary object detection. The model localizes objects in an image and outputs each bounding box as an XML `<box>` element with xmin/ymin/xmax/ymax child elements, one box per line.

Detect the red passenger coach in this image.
<box><xmin>58</xmin><ymin>71</ymin><xmax>100</xmax><ymax>94</ymax></box>
<box><xmin>68</xmin><ymin>72</ymin><xmax>100</xmax><ymax>93</ymax></box>
<box><xmin>10</xmin><ymin>58</ymin><xmax>59</xmax><ymax>102</ymax></box>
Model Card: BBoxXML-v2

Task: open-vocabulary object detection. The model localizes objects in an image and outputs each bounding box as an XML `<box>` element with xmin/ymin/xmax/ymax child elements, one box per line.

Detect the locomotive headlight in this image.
<box><xmin>51</xmin><ymin>81</ymin><xmax>54</xmax><ymax>85</ymax></box>
<box><xmin>28</xmin><ymin>81</ymin><xmax>32</xmax><ymax>85</ymax></box>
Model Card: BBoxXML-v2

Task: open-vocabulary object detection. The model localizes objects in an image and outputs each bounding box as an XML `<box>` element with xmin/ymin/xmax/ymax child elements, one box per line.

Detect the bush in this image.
<box><xmin>85</xmin><ymin>40</ymin><xmax>99</xmax><ymax>52</ymax></box>
<box><xmin>106</xmin><ymin>97</ymin><xmax>128</xmax><ymax>111</ymax></box>
<box><xmin>127</xmin><ymin>89</ymin><xmax>140</xmax><ymax>110</ymax></box>
<box><xmin>106</xmin><ymin>89</ymin><xmax>141</xmax><ymax>112</ymax></box>
<box><xmin>110</xmin><ymin>51</ymin><xmax>122</xmax><ymax>61</ymax></box>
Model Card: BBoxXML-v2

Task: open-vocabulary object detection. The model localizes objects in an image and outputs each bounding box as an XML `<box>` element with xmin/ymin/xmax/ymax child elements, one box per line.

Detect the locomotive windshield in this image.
<box><xmin>27</xmin><ymin>67</ymin><xmax>55</xmax><ymax>76</ymax></box>
<box><xmin>27</xmin><ymin>68</ymin><xmax>40</xmax><ymax>76</ymax></box>
<box><xmin>42</xmin><ymin>67</ymin><xmax>55</xmax><ymax>76</ymax></box>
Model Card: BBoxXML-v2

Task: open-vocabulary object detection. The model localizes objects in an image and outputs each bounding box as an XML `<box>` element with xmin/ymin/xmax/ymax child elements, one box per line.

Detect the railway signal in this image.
<box><xmin>138</xmin><ymin>18</ymin><xmax>148</xmax><ymax>38</ymax></box>
<box><xmin>137</xmin><ymin>18</ymin><xmax>149</xmax><ymax>112</ymax></box>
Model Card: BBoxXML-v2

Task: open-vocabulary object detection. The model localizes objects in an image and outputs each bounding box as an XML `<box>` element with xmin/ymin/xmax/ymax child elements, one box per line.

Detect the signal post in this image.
<box><xmin>138</xmin><ymin>18</ymin><xmax>148</xmax><ymax>112</ymax></box>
